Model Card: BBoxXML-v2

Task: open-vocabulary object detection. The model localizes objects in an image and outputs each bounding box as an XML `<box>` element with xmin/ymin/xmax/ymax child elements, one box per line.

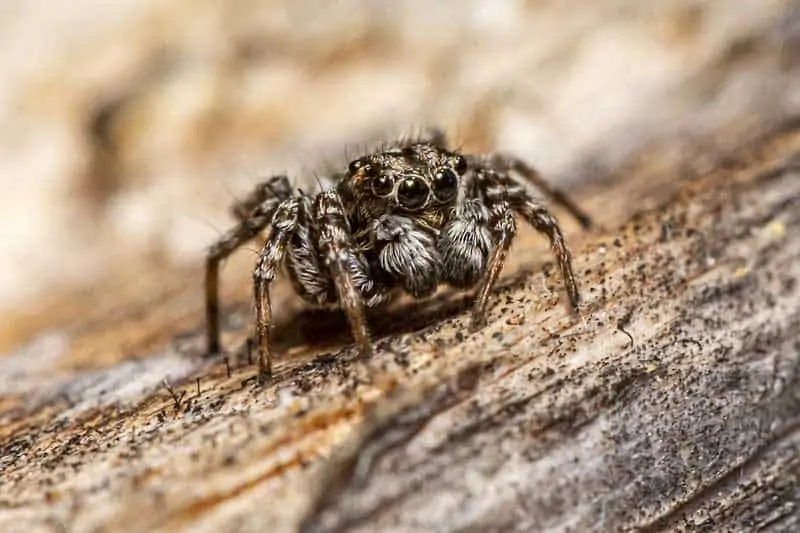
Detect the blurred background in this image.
<box><xmin>1</xmin><ymin>0</ymin><xmax>798</xmax><ymax>318</ymax></box>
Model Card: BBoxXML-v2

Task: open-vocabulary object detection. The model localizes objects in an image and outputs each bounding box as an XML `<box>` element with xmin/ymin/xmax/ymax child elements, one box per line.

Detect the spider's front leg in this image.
<box><xmin>469</xmin><ymin>196</ymin><xmax>518</xmax><ymax>330</ymax></box>
<box><xmin>252</xmin><ymin>199</ymin><xmax>300</xmax><ymax>384</ymax></box>
<box><xmin>313</xmin><ymin>191</ymin><xmax>373</xmax><ymax>360</ymax></box>
<box><xmin>437</xmin><ymin>177</ymin><xmax>518</xmax><ymax>329</ymax></box>
<box><xmin>205</xmin><ymin>175</ymin><xmax>292</xmax><ymax>356</ymax></box>
<box><xmin>444</xmin><ymin>162</ymin><xmax>583</xmax><ymax>330</ymax></box>
<box><xmin>473</xmin><ymin>166</ymin><xmax>581</xmax><ymax>322</ymax></box>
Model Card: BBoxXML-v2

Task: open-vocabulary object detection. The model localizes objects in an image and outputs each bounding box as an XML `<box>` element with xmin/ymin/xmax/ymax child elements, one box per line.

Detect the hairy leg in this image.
<box><xmin>252</xmin><ymin>199</ymin><xmax>300</xmax><ymax>384</ymax></box>
<box><xmin>205</xmin><ymin>179</ymin><xmax>290</xmax><ymax>356</ymax></box>
<box><xmin>287</xmin><ymin>194</ymin><xmax>390</xmax><ymax>308</ymax></box>
<box><xmin>515</xmin><ymin>196</ymin><xmax>580</xmax><ymax>313</ymax></box>
<box><xmin>230</xmin><ymin>175</ymin><xmax>293</xmax><ymax>221</ymax></box>
<box><xmin>480</xmin><ymin>153</ymin><xmax>594</xmax><ymax>230</ymax></box>
<box><xmin>470</xmin><ymin>200</ymin><xmax>517</xmax><ymax>329</ymax></box>
<box><xmin>468</xmin><ymin>164</ymin><xmax>581</xmax><ymax>322</ymax></box>
<box><xmin>314</xmin><ymin>191</ymin><xmax>373</xmax><ymax>359</ymax></box>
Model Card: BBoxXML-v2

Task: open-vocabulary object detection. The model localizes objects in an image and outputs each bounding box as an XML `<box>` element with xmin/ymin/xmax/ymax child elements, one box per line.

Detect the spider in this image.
<box><xmin>205</xmin><ymin>130</ymin><xmax>593</xmax><ymax>384</ymax></box>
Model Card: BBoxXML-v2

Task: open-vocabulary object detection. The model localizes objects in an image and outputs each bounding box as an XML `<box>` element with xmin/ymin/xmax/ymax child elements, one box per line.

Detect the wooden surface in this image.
<box><xmin>1</xmin><ymin>120</ymin><xmax>799</xmax><ymax>533</ymax></box>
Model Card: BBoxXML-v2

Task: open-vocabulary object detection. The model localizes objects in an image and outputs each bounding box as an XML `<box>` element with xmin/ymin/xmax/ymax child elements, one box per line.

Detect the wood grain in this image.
<box><xmin>1</xmin><ymin>120</ymin><xmax>799</xmax><ymax>533</ymax></box>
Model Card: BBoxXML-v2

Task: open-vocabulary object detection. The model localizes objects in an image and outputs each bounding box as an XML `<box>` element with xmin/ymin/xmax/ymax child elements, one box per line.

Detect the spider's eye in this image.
<box><xmin>371</xmin><ymin>173</ymin><xmax>395</xmax><ymax>197</ymax></box>
<box><xmin>348</xmin><ymin>159</ymin><xmax>362</xmax><ymax>174</ymax></box>
<box><xmin>454</xmin><ymin>155</ymin><xmax>468</xmax><ymax>175</ymax></box>
<box><xmin>432</xmin><ymin>168</ymin><xmax>459</xmax><ymax>202</ymax></box>
<box><xmin>397</xmin><ymin>177</ymin><xmax>430</xmax><ymax>210</ymax></box>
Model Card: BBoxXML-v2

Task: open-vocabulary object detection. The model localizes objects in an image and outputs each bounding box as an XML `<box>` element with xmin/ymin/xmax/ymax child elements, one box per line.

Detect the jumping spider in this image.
<box><xmin>205</xmin><ymin>131</ymin><xmax>593</xmax><ymax>383</ymax></box>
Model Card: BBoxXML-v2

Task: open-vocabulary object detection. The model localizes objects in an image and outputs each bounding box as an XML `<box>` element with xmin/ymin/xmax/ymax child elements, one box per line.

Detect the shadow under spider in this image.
<box><xmin>225</xmin><ymin>264</ymin><xmax>541</xmax><ymax>366</ymax></box>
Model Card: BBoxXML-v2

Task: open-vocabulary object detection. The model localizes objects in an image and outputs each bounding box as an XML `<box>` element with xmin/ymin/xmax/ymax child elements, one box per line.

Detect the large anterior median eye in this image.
<box><xmin>397</xmin><ymin>177</ymin><xmax>430</xmax><ymax>210</ymax></box>
<box><xmin>371</xmin><ymin>173</ymin><xmax>395</xmax><ymax>197</ymax></box>
<box><xmin>432</xmin><ymin>168</ymin><xmax>459</xmax><ymax>202</ymax></box>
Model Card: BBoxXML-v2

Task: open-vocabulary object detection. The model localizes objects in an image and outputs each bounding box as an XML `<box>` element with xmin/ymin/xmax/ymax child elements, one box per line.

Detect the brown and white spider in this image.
<box><xmin>205</xmin><ymin>130</ymin><xmax>592</xmax><ymax>383</ymax></box>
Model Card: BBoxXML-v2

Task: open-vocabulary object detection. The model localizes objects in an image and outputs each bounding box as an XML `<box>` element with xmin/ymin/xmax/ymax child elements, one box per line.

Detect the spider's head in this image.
<box><xmin>348</xmin><ymin>144</ymin><xmax>468</xmax><ymax>214</ymax></box>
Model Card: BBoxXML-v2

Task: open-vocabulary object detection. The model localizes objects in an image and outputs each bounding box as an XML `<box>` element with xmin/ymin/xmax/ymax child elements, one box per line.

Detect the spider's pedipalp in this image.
<box><xmin>372</xmin><ymin>214</ymin><xmax>441</xmax><ymax>298</ymax></box>
<box><xmin>437</xmin><ymin>199</ymin><xmax>493</xmax><ymax>289</ymax></box>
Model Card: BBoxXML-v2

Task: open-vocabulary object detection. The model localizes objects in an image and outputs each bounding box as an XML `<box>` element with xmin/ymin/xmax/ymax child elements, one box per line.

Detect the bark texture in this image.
<box><xmin>1</xmin><ymin>120</ymin><xmax>799</xmax><ymax>533</ymax></box>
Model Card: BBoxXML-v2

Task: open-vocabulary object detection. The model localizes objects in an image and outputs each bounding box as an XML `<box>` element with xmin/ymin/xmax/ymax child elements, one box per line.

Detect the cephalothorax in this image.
<box><xmin>205</xmin><ymin>131</ymin><xmax>592</xmax><ymax>383</ymax></box>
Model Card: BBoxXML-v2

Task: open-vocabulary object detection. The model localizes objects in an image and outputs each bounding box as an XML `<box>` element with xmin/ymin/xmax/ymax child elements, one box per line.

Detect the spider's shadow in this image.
<box><xmin>261</xmin><ymin>266</ymin><xmax>537</xmax><ymax>357</ymax></box>
<box><xmin>268</xmin><ymin>293</ymin><xmax>467</xmax><ymax>355</ymax></box>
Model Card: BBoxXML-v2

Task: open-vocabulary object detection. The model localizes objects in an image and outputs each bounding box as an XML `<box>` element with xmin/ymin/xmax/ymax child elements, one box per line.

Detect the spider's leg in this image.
<box><xmin>514</xmin><ymin>194</ymin><xmax>580</xmax><ymax>314</ymax></box>
<box><xmin>469</xmin><ymin>197</ymin><xmax>517</xmax><ymax>330</ymax></box>
<box><xmin>482</xmin><ymin>153</ymin><xmax>594</xmax><ymax>230</ymax></box>
<box><xmin>313</xmin><ymin>191</ymin><xmax>373</xmax><ymax>359</ymax></box>
<box><xmin>468</xmin><ymin>164</ymin><xmax>581</xmax><ymax>326</ymax></box>
<box><xmin>287</xmin><ymin>194</ymin><xmax>391</xmax><ymax>310</ymax></box>
<box><xmin>231</xmin><ymin>175</ymin><xmax>293</xmax><ymax>221</ymax></box>
<box><xmin>205</xmin><ymin>190</ymin><xmax>287</xmax><ymax>356</ymax></box>
<box><xmin>252</xmin><ymin>199</ymin><xmax>300</xmax><ymax>384</ymax></box>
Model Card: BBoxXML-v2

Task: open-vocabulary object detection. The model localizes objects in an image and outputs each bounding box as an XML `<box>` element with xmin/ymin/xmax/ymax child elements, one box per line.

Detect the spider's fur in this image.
<box><xmin>205</xmin><ymin>130</ymin><xmax>593</xmax><ymax>383</ymax></box>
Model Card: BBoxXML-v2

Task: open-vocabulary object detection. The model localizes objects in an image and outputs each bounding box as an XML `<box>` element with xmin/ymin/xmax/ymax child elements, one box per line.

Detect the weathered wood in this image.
<box><xmin>1</xmin><ymin>121</ymin><xmax>799</xmax><ymax>533</ymax></box>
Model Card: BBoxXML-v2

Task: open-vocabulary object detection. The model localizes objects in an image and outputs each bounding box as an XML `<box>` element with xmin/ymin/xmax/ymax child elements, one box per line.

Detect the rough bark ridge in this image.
<box><xmin>1</xmin><ymin>121</ymin><xmax>799</xmax><ymax>532</ymax></box>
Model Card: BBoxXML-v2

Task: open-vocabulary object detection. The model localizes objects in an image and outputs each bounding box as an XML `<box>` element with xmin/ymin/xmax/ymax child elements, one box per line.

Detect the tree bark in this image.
<box><xmin>1</xmin><ymin>120</ymin><xmax>799</xmax><ymax>533</ymax></box>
